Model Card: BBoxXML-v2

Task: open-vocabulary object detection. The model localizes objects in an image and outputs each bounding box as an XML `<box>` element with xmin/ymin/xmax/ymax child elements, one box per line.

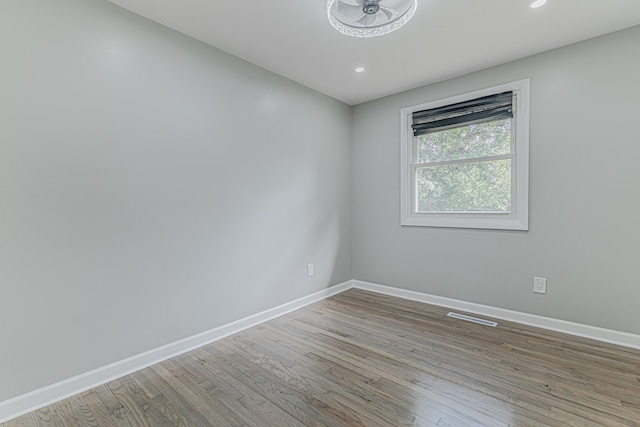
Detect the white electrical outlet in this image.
<box><xmin>533</xmin><ymin>277</ymin><xmax>547</xmax><ymax>294</ymax></box>
<box><xmin>307</xmin><ymin>263</ymin><xmax>314</xmax><ymax>277</ymax></box>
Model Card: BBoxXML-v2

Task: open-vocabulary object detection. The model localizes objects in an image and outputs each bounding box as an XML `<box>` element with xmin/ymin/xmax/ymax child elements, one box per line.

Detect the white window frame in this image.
<box><xmin>400</xmin><ymin>79</ymin><xmax>530</xmax><ymax>230</ymax></box>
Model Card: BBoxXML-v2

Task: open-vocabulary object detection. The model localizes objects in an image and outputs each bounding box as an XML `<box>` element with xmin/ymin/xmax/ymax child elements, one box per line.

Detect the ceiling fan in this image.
<box><xmin>327</xmin><ymin>0</ymin><xmax>418</xmax><ymax>38</ymax></box>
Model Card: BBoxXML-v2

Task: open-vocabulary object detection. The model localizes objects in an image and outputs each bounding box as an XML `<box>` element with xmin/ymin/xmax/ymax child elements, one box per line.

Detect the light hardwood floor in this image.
<box><xmin>4</xmin><ymin>289</ymin><xmax>640</xmax><ymax>426</ymax></box>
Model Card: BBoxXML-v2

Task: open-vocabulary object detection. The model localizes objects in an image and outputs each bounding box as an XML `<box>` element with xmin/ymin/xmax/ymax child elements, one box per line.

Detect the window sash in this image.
<box><xmin>410</xmin><ymin>112</ymin><xmax>517</xmax><ymax>215</ymax></box>
<box><xmin>412</xmin><ymin>154</ymin><xmax>515</xmax><ymax>215</ymax></box>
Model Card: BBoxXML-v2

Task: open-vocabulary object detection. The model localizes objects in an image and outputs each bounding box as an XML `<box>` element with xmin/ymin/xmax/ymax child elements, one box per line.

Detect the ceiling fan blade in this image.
<box><xmin>356</xmin><ymin>13</ymin><xmax>376</xmax><ymax>27</ymax></box>
<box><xmin>337</xmin><ymin>1</ymin><xmax>366</xmax><ymax>20</ymax></box>
<box><xmin>379</xmin><ymin>6</ymin><xmax>399</xmax><ymax>22</ymax></box>
<box><xmin>354</xmin><ymin>0</ymin><xmax>365</xmax><ymax>5</ymax></box>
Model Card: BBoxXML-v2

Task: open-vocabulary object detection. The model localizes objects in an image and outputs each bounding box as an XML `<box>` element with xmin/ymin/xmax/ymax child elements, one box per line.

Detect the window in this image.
<box><xmin>400</xmin><ymin>80</ymin><xmax>530</xmax><ymax>230</ymax></box>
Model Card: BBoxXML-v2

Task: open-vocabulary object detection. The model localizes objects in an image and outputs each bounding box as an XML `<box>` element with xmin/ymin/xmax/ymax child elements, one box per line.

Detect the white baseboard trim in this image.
<box><xmin>4</xmin><ymin>279</ymin><xmax>640</xmax><ymax>423</ymax></box>
<box><xmin>0</xmin><ymin>281</ymin><xmax>352</xmax><ymax>424</ymax></box>
<box><xmin>352</xmin><ymin>280</ymin><xmax>640</xmax><ymax>351</ymax></box>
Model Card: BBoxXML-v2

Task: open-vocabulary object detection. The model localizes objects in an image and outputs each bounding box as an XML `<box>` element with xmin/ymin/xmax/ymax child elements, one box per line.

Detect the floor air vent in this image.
<box><xmin>447</xmin><ymin>312</ymin><xmax>498</xmax><ymax>327</ymax></box>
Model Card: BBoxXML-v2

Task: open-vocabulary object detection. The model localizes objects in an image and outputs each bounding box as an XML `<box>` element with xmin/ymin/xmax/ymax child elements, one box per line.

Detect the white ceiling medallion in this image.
<box><xmin>327</xmin><ymin>0</ymin><xmax>418</xmax><ymax>38</ymax></box>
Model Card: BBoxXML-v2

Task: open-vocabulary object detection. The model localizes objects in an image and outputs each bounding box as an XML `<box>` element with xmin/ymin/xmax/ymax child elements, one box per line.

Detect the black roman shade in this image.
<box><xmin>412</xmin><ymin>91</ymin><xmax>513</xmax><ymax>136</ymax></box>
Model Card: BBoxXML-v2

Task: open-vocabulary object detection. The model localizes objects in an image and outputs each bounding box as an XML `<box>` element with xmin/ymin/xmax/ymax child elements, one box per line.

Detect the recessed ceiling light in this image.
<box><xmin>355</xmin><ymin>67</ymin><xmax>365</xmax><ymax>73</ymax></box>
<box><xmin>531</xmin><ymin>0</ymin><xmax>547</xmax><ymax>8</ymax></box>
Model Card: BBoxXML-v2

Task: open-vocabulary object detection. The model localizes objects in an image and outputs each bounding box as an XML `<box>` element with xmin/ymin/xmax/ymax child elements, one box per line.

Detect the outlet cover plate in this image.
<box><xmin>533</xmin><ymin>277</ymin><xmax>547</xmax><ymax>294</ymax></box>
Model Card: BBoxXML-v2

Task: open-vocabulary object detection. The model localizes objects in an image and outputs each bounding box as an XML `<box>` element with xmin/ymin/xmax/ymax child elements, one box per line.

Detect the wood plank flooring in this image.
<box><xmin>4</xmin><ymin>289</ymin><xmax>640</xmax><ymax>426</ymax></box>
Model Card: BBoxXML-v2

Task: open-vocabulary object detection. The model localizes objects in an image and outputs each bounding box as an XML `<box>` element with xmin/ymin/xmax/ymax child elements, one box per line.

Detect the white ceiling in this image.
<box><xmin>107</xmin><ymin>0</ymin><xmax>640</xmax><ymax>105</ymax></box>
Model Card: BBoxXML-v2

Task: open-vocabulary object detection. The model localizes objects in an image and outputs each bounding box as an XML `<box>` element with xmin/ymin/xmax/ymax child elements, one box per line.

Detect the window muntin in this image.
<box><xmin>400</xmin><ymin>80</ymin><xmax>529</xmax><ymax>230</ymax></box>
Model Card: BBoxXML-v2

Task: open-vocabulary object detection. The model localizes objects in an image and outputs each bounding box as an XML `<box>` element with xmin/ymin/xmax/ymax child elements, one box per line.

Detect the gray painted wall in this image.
<box><xmin>0</xmin><ymin>0</ymin><xmax>352</xmax><ymax>401</ymax></box>
<box><xmin>352</xmin><ymin>26</ymin><xmax>640</xmax><ymax>335</ymax></box>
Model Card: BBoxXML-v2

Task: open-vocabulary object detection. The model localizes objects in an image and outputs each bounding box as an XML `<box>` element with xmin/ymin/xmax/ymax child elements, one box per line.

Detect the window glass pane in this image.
<box><xmin>416</xmin><ymin>159</ymin><xmax>511</xmax><ymax>213</ymax></box>
<box><xmin>417</xmin><ymin>119</ymin><xmax>511</xmax><ymax>163</ymax></box>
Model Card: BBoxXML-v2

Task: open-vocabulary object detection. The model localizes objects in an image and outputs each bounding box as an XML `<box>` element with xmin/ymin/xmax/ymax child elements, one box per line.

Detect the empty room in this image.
<box><xmin>2</xmin><ymin>0</ymin><xmax>640</xmax><ymax>425</ymax></box>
